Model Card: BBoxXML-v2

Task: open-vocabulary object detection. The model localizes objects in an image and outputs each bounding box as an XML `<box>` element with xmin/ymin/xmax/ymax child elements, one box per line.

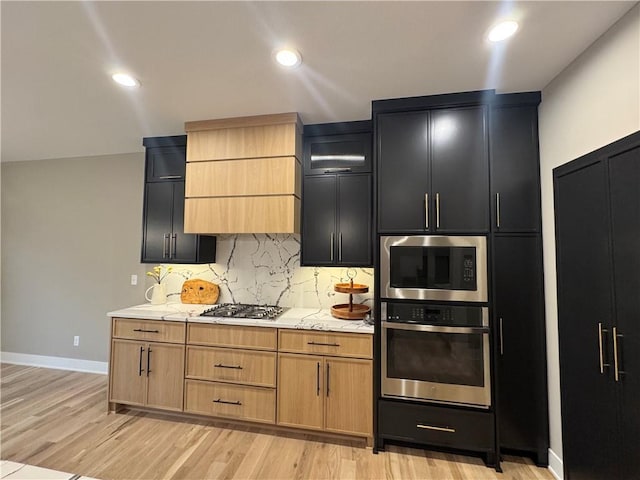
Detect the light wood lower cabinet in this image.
<box><xmin>277</xmin><ymin>353</ymin><xmax>373</xmax><ymax>439</ymax></box>
<box><xmin>109</xmin><ymin>339</ymin><xmax>185</xmax><ymax>412</ymax></box>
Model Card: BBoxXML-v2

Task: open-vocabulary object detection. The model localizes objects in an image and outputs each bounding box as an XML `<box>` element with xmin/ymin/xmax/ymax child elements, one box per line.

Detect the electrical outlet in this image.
<box><xmin>131</xmin><ymin>274</ymin><xmax>138</xmax><ymax>285</ymax></box>
<box><xmin>73</xmin><ymin>335</ymin><xmax>80</xmax><ymax>347</ymax></box>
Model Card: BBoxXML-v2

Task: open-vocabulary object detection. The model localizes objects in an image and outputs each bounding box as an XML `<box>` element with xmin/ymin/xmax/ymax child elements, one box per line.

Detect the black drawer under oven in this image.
<box><xmin>378</xmin><ymin>399</ymin><xmax>495</xmax><ymax>453</ymax></box>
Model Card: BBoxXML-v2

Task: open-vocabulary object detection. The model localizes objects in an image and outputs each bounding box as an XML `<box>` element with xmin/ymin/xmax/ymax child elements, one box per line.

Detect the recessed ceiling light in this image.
<box><xmin>274</xmin><ymin>48</ymin><xmax>302</xmax><ymax>68</ymax></box>
<box><xmin>488</xmin><ymin>20</ymin><xmax>519</xmax><ymax>42</ymax></box>
<box><xmin>111</xmin><ymin>72</ymin><xmax>140</xmax><ymax>88</ymax></box>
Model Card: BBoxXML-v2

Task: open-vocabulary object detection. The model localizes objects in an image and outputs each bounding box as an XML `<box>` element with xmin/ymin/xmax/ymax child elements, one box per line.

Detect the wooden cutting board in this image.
<box><xmin>181</xmin><ymin>279</ymin><xmax>219</xmax><ymax>304</ymax></box>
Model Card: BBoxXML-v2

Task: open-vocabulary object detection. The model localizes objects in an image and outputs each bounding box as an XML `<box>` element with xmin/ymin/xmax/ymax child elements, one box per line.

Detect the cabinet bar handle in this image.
<box><xmin>416</xmin><ymin>424</ymin><xmax>455</xmax><ymax>433</ymax></box>
<box><xmin>307</xmin><ymin>341</ymin><xmax>340</xmax><ymax>347</ymax></box>
<box><xmin>613</xmin><ymin>327</ymin><xmax>623</xmax><ymax>382</ymax></box>
<box><xmin>323</xmin><ymin>168</ymin><xmax>352</xmax><ymax>173</ymax></box>
<box><xmin>213</xmin><ymin>399</ymin><xmax>242</xmax><ymax>406</ymax></box>
<box><xmin>158</xmin><ymin>175</ymin><xmax>182</xmax><ymax>179</ymax></box>
<box><xmin>146</xmin><ymin>347</ymin><xmax>152</xmax><ymax>376</ymax></box>
<box><xmin>214</xmin><ymin>363</ymin><xmax>243</xmax><ymax>370</ymax></box>
<box><xmin>138</xmin><ymin>346</ymin><xmax>144</xmax><ymax>376</ymax></box>
<box><xmin>496</xmin><ymin>193</ymin><xmax>501</xmax><ymax>228</ymax></box>
<box><xmin>133</xmin><ymin>328</ymin><xmax>160</xmax><ymax>333</ymax></box>
<box><xmin>316</xmin><ymin>362</ymin><xmax>320</xmax><ymax>396</ymax></box>
<box><xmin>170</xmin><ymin>233</ymin><xmax>177</xmax><ymax>259</ymax></box>
<box><xmin>163</xmin><ymin>233</ymin><xmax>170</xmax><ymax>258</ymax></box>
<box><xmin>436</xmin><ymin>193</ymin><xmax>440</xmax><ymax>229</ymax></box>
<box><xmin>499</xmin><ymin>317</ymin><xmax>504</xmax><ymax>356</ymax></box>
<box><xmin>425</xmin><ymin>193</ymin><xmax>429</xmax><ymax>229</ymax></box>
<box><xmin>339</xmin><ymin>233</ymin><xmax>343</xmax><ymax>262</ymax></box>
<box><xmin>326</xmin><ymin>362</ymin><xmax>330</xmax><ymax>397</ymax></box>
<box><xmin>598</xmin><ymin>322</ymin><xmax>610</xmax><ymax>373</ymax></box>
<box><xmin>330</xmin><ymin>233</ymin><xmax>335</xmax><ymax>262</ymax></box>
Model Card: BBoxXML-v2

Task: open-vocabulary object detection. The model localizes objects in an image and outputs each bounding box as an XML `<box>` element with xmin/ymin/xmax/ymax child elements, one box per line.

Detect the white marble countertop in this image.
<box><xmin>107</xmin><ymin>303</ymin><xmax>374</xmax><ymax>334</ymax></box>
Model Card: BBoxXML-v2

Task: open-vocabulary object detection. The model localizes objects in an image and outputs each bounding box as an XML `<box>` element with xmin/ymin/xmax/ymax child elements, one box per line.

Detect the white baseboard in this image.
<box><xmin>548</xmin><ymin>448</ymin><xmax>563</xmax><ymax>480</ymax></box>
<box><xmin>1</xmin><ymin>351</ymin><xmax>108</xmax><ymax>375</ymax></box>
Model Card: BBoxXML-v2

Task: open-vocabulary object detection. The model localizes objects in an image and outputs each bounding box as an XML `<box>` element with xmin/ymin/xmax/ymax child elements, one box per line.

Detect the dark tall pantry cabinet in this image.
<box><xmin>554</xmin><ymin>131</ymin><xmax>640</xmax><ymax>480</ymax></box>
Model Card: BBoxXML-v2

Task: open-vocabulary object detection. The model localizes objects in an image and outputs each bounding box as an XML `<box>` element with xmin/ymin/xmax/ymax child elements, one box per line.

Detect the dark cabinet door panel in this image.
<box><xmin>490</xmin><ymin>106</ymin><xmax>540</xmax><ymax>232</ymax></box>
<box><xmin>302</xmin><ymin>176</ymin><xmax>338</xmax><ymax>265</ymax></box>
<box><xmin>609</xmin><ymin>146</ymin><xmax>640</xmax><ymax>480</ymax></box>
<box><xmin>377</xmin><ymin>111</ymin><xmax>430</xmax><ymax>232</ymax></box>
<box><xmin>142</xmin><ymin>182</ymin><xmax>173</xmax><ymax>263</ymax></box>
<box><xmin>338</xmin><ymin>175</ymin><xmax>372</xmax><ymax>265</ymax></box>
<box><xmin>555</xmin><ymin>160</ymin><xmax>619</xmax><ymax>480</ymax></box>
<box><xmin>430</xmin><ymin>106</ymin><xmax>489</xmax><ymax>233</ymax></box>
<box><xmin>146</xmin><ymin>145</ymin><xmax>186</xmax><ymax>182</ymax></box>
<box><xmin>494</xmin><ymin>235</ymin><xmax>547</xmax><ymax>462</ymax></box>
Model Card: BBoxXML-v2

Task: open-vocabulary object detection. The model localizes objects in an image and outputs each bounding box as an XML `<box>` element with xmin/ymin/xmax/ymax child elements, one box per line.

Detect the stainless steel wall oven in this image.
<box><xmin>381</xmin><ymin>301</ymin><xmax>491</xmax><ymax>408</ymax></box>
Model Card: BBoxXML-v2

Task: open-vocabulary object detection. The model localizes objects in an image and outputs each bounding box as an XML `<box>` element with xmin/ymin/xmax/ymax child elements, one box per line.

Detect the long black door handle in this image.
<box><xmin>326</xmin><ymin>362</ymin><xmax>330</xmax><ymax>397</ymax></box>
<box><xmin>146</xmin><ymin>347</ymin><xmax>152</xmax><ymax>377</ymax></box>
<box><xmin>138</xmin><ymin>346</ymin><xmax>144</xmax><ymax>376</ymax></box>
<box><xmin>316</xmin><ymin>362</ymin><xmax>320</xmax><ymax>396</ymax></box>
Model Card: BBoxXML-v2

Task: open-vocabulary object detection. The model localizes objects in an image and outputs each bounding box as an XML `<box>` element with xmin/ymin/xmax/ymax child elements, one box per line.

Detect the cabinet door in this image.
<box><xmin>608</xmin><ymin>147</ymin><xmax>640</xmax><ymax>480</ymax></box>
<box><xmin>337</xmin><ymin>174</ymin><xmax>372</xmax><ymax>266</ymax></box>
<box><xmin>494</xmin><ymin>235</ymin><xmax>547</xmax><ymax>462</ymax></box>
<box><xmin>170</xmin><ymin>182</ymin><xmax>199</xmax><ymax>263</ymax></box>
<box><xmin>304</xmin><ymin>133</ymin><xmax>372</xmax><ymax>175</ymax></box>
<box><xmin>324</xmin><ymin>358</ymin><xmax>372</xmax><ymax>437</ymax></box>
<box><xmin>490</xmin><ymin>105</ymin><xmax>541</xmax><ymax>232</ymax></box>
<box><xmin>146</xmin><ymin>145</ymin><xmax>186</xmax><ymax>182</ymax></box>
<box><xmin>555</xmin><ymin>160</ymin><xmax>618</xmax><ymax>480</ymax></box>
<box><xmin>301</xmin><ymin>176</ymin><xmax>337</xmax><ymax>265</ymax></box>
<box><xmin>109</xmin><ymin>340</ymin><xmax>146</xmax><ymax>406</ymax></box>
<box><xmin>431</xmin><ymin>107</ymin><xmax>489</xmax><ymax>232</ymax></box>
<box><xmin>277</xmin><ymin>354</ymin><xmax>324</xmax><ymax>431</ymax></box>
<box><xmin>142</xmin><ymin>182</ymin><xmax>173</xmax><ymax>263</ymax></box>
<box><xmin>145</xmin><ymin>342</ymin><xmax>185</xmax><ymax>411</ymax></box>
<box><xmin>377</xmin><ymin>111</ymin><xmax>430</xmax><ymax>232</ymax></box>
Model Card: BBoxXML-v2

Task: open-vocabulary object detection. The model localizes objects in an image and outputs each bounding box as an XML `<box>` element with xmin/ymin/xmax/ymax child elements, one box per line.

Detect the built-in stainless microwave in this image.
<box><xmin>380</xmin><ymin>235</ymin><xmax>488</xmax><ymax>302</ymax></box>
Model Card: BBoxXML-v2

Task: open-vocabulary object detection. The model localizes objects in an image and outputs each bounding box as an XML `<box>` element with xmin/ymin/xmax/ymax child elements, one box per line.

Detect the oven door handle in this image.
<box><xmin>381</xmin><ymin>321</ymin><xmax>489</xmax><ymax>335</ymax></box>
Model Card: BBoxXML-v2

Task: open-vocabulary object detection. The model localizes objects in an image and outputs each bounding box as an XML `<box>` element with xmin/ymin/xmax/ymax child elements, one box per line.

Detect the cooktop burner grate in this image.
<box><xmin>201</xmin><ymin>303</ymin><xmax>287</xmax><ymax>320</ymax></box>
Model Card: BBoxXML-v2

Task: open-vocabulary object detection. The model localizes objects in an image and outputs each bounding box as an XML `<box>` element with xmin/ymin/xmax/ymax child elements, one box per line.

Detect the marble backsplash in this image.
<box><xmin>157</xmin><ymin>234</ymin><xmax>374</xmax><ymax>310</ymax></box>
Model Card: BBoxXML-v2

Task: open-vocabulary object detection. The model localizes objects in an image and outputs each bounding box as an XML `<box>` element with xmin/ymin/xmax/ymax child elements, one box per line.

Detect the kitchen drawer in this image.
<box><xmin>184</xmin><ymin>379</ymin><xmax>275</xmax><ymax>424</ymax></box>
<box><xmin>187</xmin><ymin>323</ymin><xmax>277</xmax><ymax>350</ymax></box>
<box><xmin>112</xmin><ymin>318</ymin><xmax>185</xmax><ymax>344</ymax></box>
<box><xmin>378</xmin><ymin>400</ymin><xmax>494</xmax><ymax>453</ymax></box>
<box><xmin>185</xmin><ymin>346</ymin><xmax>276</xmax><ymax>387</ymax></box>
<box><xmin>278</xmin><ymin>330</ymin><xmax>372</xmax><ymax>358</ymax></box>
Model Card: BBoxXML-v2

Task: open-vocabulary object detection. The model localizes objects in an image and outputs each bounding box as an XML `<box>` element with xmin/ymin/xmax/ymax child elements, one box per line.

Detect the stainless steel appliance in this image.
<box><xmin>381</xmin><ymin>301</ymin><xmax>491</xmax><ymax>408</ymax></box>
<box><xmin>380</xmin><ymin>235</ymin><xmax>488</xmax><ymax>302</ymax></box>
<box><xmin>201</xmin><ymin>303</ymin><xmax>287</xmax><ymax>320</ymax></box>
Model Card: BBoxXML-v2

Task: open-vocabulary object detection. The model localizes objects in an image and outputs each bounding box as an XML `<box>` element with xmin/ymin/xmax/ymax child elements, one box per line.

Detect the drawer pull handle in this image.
<box><xmin>416</xmin><ymin>424</ymin><xmax>456</xmax><ymax>433</ymax></box>
<box><xmin>213</xmin><ymin>398</ymin><xmax>242</xmax><ymax>406</ymax></box>
<box><xmin>307</xmin><ymin>342</ymin><xmax>340</xmax><ymax>347</ymax></box>
<box><xmin>214</xmin><ymin>363</ymin><xmax>243</xmax><ymax>370</ymax></box>
<box><xmin>158</xmin><ymin>175</ymin><xmax>182</xmax><ymax>180</ymax></box>
<box><xmin>133</xmin><ymin>329</ymin><xmax>160</xmax><ymax>333</ymax></box>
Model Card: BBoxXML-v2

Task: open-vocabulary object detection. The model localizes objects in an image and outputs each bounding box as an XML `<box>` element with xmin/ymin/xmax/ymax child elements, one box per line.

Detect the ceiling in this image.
<box><xmin>2</xmin><ymin>1</ymin><xmax>636</xmax><ymax>163</ymax></box>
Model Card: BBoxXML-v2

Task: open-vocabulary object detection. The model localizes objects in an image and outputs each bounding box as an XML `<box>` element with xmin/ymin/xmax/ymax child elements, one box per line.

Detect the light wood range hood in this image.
<box><xmin>184</xmin><ymin>113</ymin><xmax>303</xmax><ymax>234</ymax></box>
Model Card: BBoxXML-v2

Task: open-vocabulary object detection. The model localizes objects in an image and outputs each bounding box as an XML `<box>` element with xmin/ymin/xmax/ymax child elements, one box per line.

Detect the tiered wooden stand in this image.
<box><xmin>331</xmin><ymin>279</ymin><xmax>371</xmax><ymax>320</ymax></box>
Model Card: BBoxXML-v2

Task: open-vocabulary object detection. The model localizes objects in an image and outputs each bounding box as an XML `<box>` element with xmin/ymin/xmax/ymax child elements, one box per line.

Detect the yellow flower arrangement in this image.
<box><xmin>146</xmin><ymin>265</ymin><xmax>172</xmax><ymax>284</ymax></box>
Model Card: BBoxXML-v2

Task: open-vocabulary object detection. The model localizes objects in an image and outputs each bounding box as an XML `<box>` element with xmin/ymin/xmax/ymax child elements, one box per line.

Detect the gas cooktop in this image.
<box><xmin>201</xmin><ymin>303</ymin><xmax>288</xmax><ymax>320</ymax></box>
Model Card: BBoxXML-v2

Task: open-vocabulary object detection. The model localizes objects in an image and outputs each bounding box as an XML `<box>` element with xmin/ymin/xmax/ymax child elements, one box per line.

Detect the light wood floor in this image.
<box><xmin>0</xmin><ymin>364</ymin><xmax>554</xmax><ymax>480</ymax></box>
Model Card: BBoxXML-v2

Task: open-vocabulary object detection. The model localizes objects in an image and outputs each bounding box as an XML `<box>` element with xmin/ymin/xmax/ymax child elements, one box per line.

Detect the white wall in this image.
<box><xmin>538</xmin><ymin>3</ymin><xmax>640</xmax><ymax>473</ymax></box>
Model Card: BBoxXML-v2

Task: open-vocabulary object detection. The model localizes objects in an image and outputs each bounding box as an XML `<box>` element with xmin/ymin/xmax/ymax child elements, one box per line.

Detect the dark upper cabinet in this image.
<box><xmin>376</xmin><ymin>106</ymin><xmax>489</xmax><ymax>233</ymax></box>
<box><xmin>554</xmin><ymin>132</ymin><xmax>640</xmax><ymax>480</ymax></box>
<box><xmin>301</xmin><ymin>122</ymin><xmax>373</xmax><ymax>267</ymax></box>
<box><xmin>143</xmin><ymin>135</ymin><xmax>187</xmax><ymax>182</ymax></box>
<box><xmin>141</xmin><ymin>136</ymin><xmax>216</xmax><ymax>264</ymax></box>
<box><xmin>301</xmin><ymin>174</ymin><xmax>372</xmax><ymax>266</ymax></box>
<box><xmin>490</xmin><ymin>99</ymin><xmax>541</xmax><ymax>232</ymax></box>
<box><xmin>493</xmin><ymin>235</ymin><xmax>548</xmax><ymax>465</ymax></box>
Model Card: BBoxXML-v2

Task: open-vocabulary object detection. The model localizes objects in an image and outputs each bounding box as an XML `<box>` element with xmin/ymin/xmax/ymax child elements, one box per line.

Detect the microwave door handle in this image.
<box><xmin>381</xmin><ymin>321</ymin><xmax>489</xmax><ymax>335</ymax></box>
